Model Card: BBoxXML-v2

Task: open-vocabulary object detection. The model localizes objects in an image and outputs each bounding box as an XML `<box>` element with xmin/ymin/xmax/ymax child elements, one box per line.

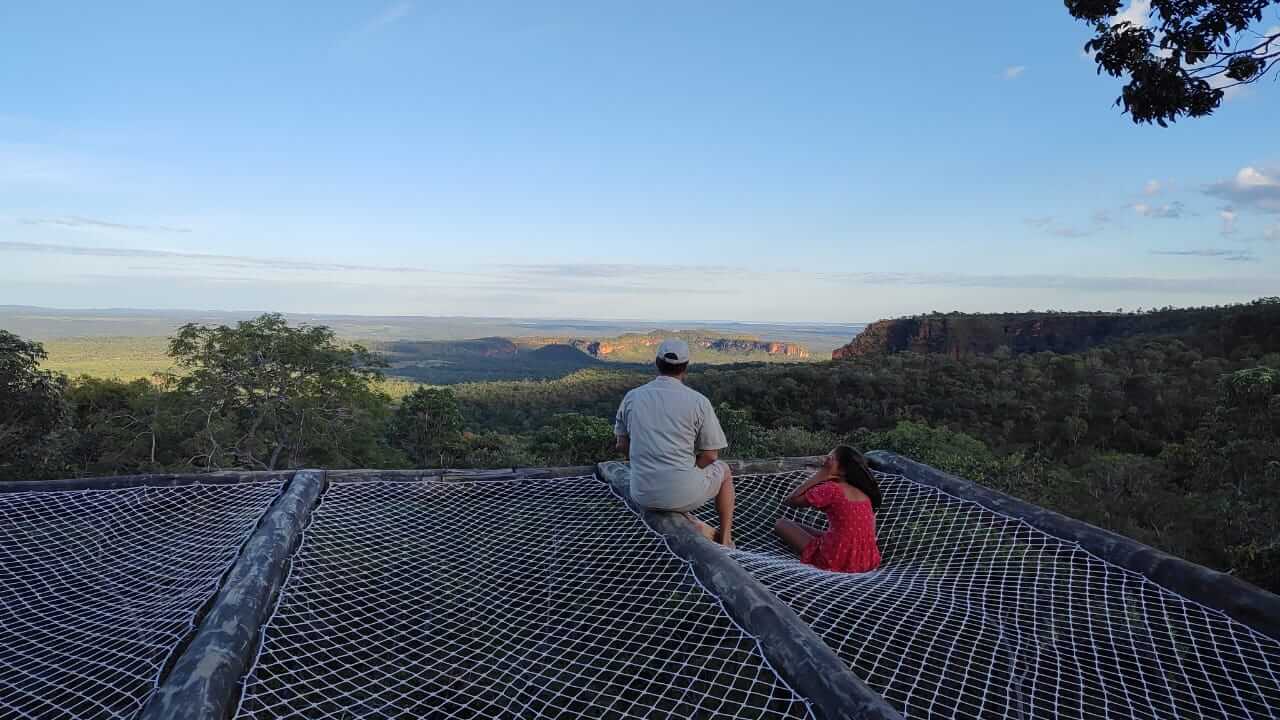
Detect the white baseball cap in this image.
<box><xmin>656</xmin><ymin>338</ymin><xmax>691</xmax><ymax>364</ymax></box>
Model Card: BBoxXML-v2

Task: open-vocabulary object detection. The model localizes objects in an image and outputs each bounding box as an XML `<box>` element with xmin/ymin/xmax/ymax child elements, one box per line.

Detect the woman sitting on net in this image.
<box><xmin>774</xmin><ymin>445</ymin><xmax>882</xmax><ymax>573</ymax></box>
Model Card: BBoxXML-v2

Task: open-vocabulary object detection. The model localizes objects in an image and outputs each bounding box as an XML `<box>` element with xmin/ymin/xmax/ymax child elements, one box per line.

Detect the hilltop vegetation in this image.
<box><xmin>368</xmin><ymin>337</ymin><xmax>612</xmax><ymax>384</ymax></box>
<box><xmin>37</xmin><ymin>331</ymin><xmax>815</xmax><ymax>384</ymax></box>
<box><xmin>517</xmin><ymin>330</ymin><xmax>812</xmax><ymax>363</ymax></box>
<box><xmin>38</xmin><ymin>336</ymin><xmax>175</xmax><ymax>380</ymax></box>
<box><xmin>2</xmin><ymin>298</ymin><xmax>1279</xmax><ymax>592</ymax></box>
<box><xmin>835</xmin><ymin>301</ymin><xmax>1280</xmax><ymax>359</ymax></box>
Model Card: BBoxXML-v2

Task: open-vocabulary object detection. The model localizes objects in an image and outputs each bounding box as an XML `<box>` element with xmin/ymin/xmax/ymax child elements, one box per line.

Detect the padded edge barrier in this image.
<box><xmin>0</xmin><ymin>471</ymin><xmax>292</xmax><ymax>494</ymax></box>
<box><xmin>138</xmin><ymin>470</ymin><xmax>327</xmax><ymax>720</ymax></box>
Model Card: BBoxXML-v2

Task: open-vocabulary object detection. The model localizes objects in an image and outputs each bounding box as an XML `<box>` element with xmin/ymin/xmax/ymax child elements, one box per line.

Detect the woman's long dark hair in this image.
<box><xmin>833</xmin><ymin>445</ymin><xmax>882</xmax><ymax>513</ymax></box>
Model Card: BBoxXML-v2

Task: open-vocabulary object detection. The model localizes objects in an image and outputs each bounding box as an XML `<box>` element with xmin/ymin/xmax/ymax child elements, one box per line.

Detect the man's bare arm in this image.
<box><xmin>616</xmin><ymin>435</ymin><xmax>630</xmax><ymax>459</ymax></box>
<box><xmin>695</xmin><ymin>448</ymin><xmax>719</xmax><ymax>469</ymax></box>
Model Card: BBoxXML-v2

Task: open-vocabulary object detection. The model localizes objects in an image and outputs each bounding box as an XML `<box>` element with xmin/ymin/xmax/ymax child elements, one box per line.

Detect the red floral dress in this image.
<box><xmin>800</xmin><ymin>481</ymin><xmax>881</xmax><ymax>573</ymax></box>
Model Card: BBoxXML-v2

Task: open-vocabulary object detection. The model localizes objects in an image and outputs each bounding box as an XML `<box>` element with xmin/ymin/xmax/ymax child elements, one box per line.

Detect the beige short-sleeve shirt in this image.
<box><xmin>614</xmin><ymin>376</ymin><xmax>728</xmax><ymax>509</ymax></box>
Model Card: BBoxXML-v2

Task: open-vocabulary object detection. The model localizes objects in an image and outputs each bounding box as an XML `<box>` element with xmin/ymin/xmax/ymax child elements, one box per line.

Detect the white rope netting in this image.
<box><xmin>699</xmin><ymin>471</ymin><xmax>1280</xmax><ymax>720</ymax></box>
<box><xmin>0</xmin><ymin>480</ymin><xmax>284</xmax><ymax>720</ymax></box>
<box><xmin>235</xmin><ymin>475</ymin><xmax>812</xmax><ymax>720</ymax></box>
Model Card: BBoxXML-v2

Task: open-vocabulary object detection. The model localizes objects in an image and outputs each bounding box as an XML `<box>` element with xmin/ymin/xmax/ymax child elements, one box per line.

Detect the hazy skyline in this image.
<box><xmin>3</xmin><ymin>2</ymin><xmax>1278</xmax><ymax>322</ymax></box>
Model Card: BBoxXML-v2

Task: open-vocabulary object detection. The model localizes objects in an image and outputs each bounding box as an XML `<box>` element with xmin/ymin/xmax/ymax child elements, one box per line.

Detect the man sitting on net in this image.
<box><xmin>614</xmin><ymin>338</ymin><xmax>735</xmax><ymax>548</ymax></box>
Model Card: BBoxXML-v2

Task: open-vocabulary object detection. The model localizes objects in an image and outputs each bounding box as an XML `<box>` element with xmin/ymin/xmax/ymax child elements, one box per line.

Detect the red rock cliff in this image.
<box><xmin>569</xmin><ymin>334</ymin><xmax>810</xmax><ymax>359</ymax></box>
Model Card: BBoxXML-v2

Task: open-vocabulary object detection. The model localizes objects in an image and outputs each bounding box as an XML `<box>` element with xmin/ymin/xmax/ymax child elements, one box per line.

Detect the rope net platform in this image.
<box><xmin>0</xmin><ymin>480</ymin><xmax>284</xmax><ymax>720</ymax></box>
<box><xmin>235</xmin><ymin>475</ymin><xmax>812</xmax><ymax>720</ymax></box>
<box><xmin>4</xmin><ymin>462</ymin><xmax>1278</xmax><ymax>720</ymax></box>
<box><xmin>698</xmin><ymin>470</ymin><xmax>1280</xmax><ymax>720</ymax></box>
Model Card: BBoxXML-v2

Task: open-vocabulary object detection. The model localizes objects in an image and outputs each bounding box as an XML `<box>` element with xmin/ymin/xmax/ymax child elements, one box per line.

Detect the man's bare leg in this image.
<box><xmin>715</xmin><ymin>468</ymin><xmax>735</xmax><ymax>549</ymax></box>
<box><xmin>684</xmin><ymin>513</ymin><xmax>717</xmax><ymax>542</ymax></box>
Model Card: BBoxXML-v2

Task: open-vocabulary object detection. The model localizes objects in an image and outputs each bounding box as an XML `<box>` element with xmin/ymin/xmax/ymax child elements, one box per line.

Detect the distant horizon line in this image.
<box><xmin>0</xmin><ymin>304</ymin><xmax>870</xmax><ymax>328</ymax></box>
<box><xmin>6</xmin><ymin>299</ymin><xmax>1273</xmax><ymax>326</ymax></box>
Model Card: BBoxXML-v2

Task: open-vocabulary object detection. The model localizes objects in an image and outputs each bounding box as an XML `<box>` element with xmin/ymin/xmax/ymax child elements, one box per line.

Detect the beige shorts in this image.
<box><xmin>638</xmin><ymin>461</ymin><xmax>729</xmax><ymax>513</ymax></box>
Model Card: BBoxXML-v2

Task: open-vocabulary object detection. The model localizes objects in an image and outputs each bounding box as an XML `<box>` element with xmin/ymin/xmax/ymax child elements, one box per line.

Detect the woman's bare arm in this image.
<box><xmin>783</xmin><ymin>465</ymin><xmax>830</xmax><ymax>507</ymax></box>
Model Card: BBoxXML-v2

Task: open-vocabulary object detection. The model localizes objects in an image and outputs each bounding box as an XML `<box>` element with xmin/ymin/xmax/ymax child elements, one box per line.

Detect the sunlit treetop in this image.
<box><xmin>1066</xmin><ymin>0</ymin><xmax>1279</xmax><ymax>125</ymax></box>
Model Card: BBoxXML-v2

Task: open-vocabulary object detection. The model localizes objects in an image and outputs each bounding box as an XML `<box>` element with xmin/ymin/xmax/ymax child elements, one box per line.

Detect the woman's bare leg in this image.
<box><xmin>774</xmin><ymin>517</ymin><xmax>821</xmax><ymax>556</ymax></box>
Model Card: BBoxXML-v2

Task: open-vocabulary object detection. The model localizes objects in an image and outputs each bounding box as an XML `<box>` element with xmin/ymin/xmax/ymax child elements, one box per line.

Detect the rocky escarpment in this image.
<box><xmin>570</xmin><ymin>333</ymin><xmax>810</xmax><ymax>360</ymax></box>
<box><xmin>717</xmin><ymin>339</ymin><xmax>810</xmax><ymax>358</ymax></box>
<box><xmin>832</xmin><ymin>313</ymin><xmax>1132</xmax><ymax>359</ymax></box>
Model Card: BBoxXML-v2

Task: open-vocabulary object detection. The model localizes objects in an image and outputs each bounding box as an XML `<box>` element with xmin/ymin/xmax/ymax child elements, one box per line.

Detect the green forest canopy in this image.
<box><xmin>2</xmin><ymin>298</ymin><xmax>1278</xmax><ymax>592</ymax></box>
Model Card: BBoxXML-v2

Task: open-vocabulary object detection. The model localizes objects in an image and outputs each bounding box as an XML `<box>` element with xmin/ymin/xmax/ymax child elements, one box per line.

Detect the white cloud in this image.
<box><xmin>819</xmin><ymin>271</ymin><xmax>1273</xmax><ymax>293</ymax></box>
<box><xmin>0</xmin><ymin>143</ymin><xmax>91</xmax><ymax>187</ymax></box>
<box><xmin>1113</xmin><ymin>0</ymin><xmax>1152</xmax><ymax>28</ymax></box>
<box><xmin>1132</xmin><ymin>201</ymin><xmax>1184</xmax><ymax>218</ymax></box>
<box><xmin>352</xmin><ymin>1</ymin><xmax>414</xmax><ymax>38</ymax></box>
<box><xmin>1220</xmin><ymin>208</ymin><xmax>1238</xmax><ymax>236</ymax></box>
<box><xmin>1208</xmin><ymin>71</ymin><xmax>1250</xmax><ymax>101</ymax></box>
<box><xmin>1264</xmin><ymin>224</ymin><xmax>1280</xmax><ymax>243</ymax></box>
<box><xmin>1192</xmin><ymin>27</ymin><xmax>1279</xmax><ymax>101</ymax></box>
<box><xmin>1236</xmin><ymin>166</ymin><xmax>1279</xmax><ymax>188</ymax></box>
<box><xmin>1024</xmin><ymin>216</ymin><xmax>1095</xmax><ymax>238</ymax></box>
<box><xmin>19</xmin><ymin>216</ymin><xmax>192</xmax><ymax>234</ymax></box>
<box><xmin>1206</xmin><ymin>166</ymin><xmax>1280</xmax><ymax>213</ymax></box>
<box><xmin>1003</xmin><ymin>66</ymin><xmax>1026</xmax><ymax>80</ymax></box>
<box><xmin>0</xmin><ymin>240</ymin><xmax>446</xmax><ymax>274</ymax></box>
<box><xmin>1144</xmin><ymin>179</ymin><xmax>1162</xmax><ymax>195</ymax></box>
<box><xmin>1150</xmin><ymin>248</ymin><xmax>1257</xmax><ymax>262</ymax></box>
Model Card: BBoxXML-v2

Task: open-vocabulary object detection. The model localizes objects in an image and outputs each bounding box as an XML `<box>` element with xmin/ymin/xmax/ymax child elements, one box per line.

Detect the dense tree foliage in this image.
<box><xmin>391</xmin><ymin>387</ymin><xmax>465</xmax><ymax>467</ymax></box>
<box><xmin>0</xmin><ymin>331</ymin><xmax>70</xmax><ymax>480</ymax></box>
<box><xmin>532</xmin><ymin>414</ymin><xmax>617</xmax><ymax>466</ymax></box>
<box><xmin>63</xmin><ymin>377</ymin><xmax>193</xmax><ymax>475</ymax></box>
<box><xmin>453</xmin><ymin>369</ymin><xmax>644</xmax><ymax>432</ymax></box>
<box><xmin>1068</xmin><ymin>0</ymin><xmax>1279</xmax><ymax>124</ymax></box>
<box><xmin>2</xmin><ymin>300</ymin><xmax>1278</xmax><ymax>591</ymax></box>
<box><xmin>167</xmin><ymin>314</ymin><xmax>395</xmax><ymax>470</ymax></box>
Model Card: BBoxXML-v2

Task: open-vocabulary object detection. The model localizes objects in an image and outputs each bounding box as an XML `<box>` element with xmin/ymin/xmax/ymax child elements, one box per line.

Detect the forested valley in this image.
<box><xmin>2</xmin><ymin>298</ymin><xmax>1277</xmax><ymax>592</ymax></box>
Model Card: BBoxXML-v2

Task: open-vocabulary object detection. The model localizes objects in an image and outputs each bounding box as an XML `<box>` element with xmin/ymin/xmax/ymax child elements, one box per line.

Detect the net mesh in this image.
<box><xmin>0</xmin><ymin>480</ymin><xmax>284</xmax><ymax>720</ymax></box>
<box><xmin>235</xmin><ymin>475</ymin><xmax>812</xmax><ymax>720</ymax></box>
<box><xmin>698</xmin><ymin>470</ymin><xmax>1280</xmax><ymax>720</ymax></box>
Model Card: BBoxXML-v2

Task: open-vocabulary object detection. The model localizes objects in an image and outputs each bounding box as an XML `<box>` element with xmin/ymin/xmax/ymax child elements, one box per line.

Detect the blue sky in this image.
<box><xmin>2</xmin><ymin>1</ymin><xmax>1277</xmax><ymax>322</ymax></box>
